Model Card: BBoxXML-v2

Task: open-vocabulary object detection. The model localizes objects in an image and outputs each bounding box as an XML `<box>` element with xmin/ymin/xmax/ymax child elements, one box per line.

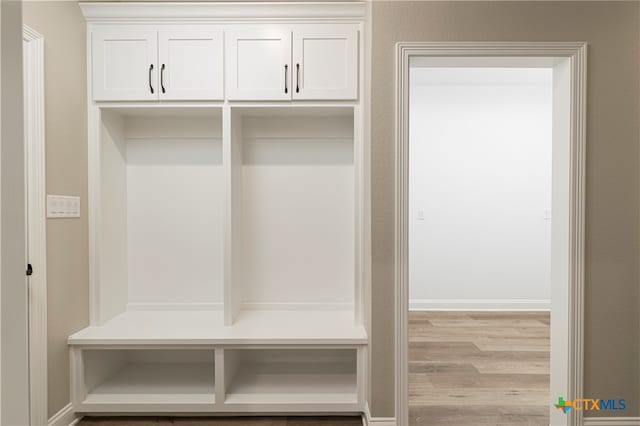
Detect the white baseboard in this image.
<box><xmin>48</xmin><ymin>403</ymin><xmax>81</xmax><ymax>426</ymax></box>
<box><xmin>362</xmin><ymin>403</ymin><xmax>396</xmax><ymax>426</ymax></box>
<box><xmin>409</xmin><ymin>298</ymin><xmax>551</xmax><ymax>311</ymax></box>
<box><xmin>583</xmin><ymin>418</ymin><xmax>640</xmax><ymax>426</ymax></box>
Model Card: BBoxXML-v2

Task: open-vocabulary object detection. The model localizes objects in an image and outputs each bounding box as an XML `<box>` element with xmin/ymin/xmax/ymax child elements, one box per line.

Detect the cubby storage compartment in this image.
<box><xmin>98</xmin><ymin>107</ymin><xmax>224</xmax><ymax>319</ymax></box>
<box><xmin>76</xmin><ymin>349</ymin><xmax>215</xmax><ymax>411</ymax></box>
<box><xmin>223</xmin><ymin>348</ymin><xmax>358</xmax><ymax>408</ymax></box>
<box><xmin>228</xmin><ymin>107</ymin><xmax>357</xmax><ymax>323</ymax></box>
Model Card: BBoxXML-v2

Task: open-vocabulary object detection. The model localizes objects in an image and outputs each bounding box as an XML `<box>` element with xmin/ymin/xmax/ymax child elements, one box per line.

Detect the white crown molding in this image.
<box><xmin>584</xmin><ymin>418</ymin><xmax>640</xmax><ymax>426</ymax></box>
<box><xmin>79</xmin><ymin>2</ymin><xmax>367</xmax><ymax>22</ymax></box>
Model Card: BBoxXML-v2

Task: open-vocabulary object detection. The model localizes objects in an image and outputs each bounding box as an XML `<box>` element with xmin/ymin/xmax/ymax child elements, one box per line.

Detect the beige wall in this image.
<box><xmin>1</xmin><ymin>0</ymin><xmax>30</xmax><ymax>423</ymax></box>
<box><xmin>22</xmin><ymin>0</ymin><xmax>640</xmax><ymax>420</ymax></box>
<box><xmin>371</xmin><ymin>0</ymin><xmax>640</xmax><ymax>418</ymax></box>
<box><xmin>22</xmin><ymin>1</ymin><xmax>89</xmax><ymax>418</ymax></box>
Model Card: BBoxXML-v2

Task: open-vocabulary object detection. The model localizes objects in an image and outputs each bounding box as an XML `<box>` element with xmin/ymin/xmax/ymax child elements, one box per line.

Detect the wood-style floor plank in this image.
<box><xmin>409</xmin><ymin>311</ymin><xmax>550</xmax><ymax>426</ymax></box>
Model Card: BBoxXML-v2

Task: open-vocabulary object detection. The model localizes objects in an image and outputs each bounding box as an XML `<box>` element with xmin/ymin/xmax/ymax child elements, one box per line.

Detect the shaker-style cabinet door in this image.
<box><xmin>158</xmin><ymin>26</ymin><xmax>224</xmax><ymax>100</ymax></box>
<box><xmin>91</xmin><ymin>26</ymin><xmax>158</xmax><ymax>101</ymax></box>
<box><xmin>225</xmin><ymin>27</ymin><xmax>292</xmax><ymax>100</ymax></box>
<box><xmin>292</xmin><ymin>24</ymin><xmax>358</xmax><ymax>100</ymax></box>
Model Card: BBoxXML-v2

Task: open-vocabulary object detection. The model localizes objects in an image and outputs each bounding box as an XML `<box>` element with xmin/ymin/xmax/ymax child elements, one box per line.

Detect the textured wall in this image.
<box><xmin>22</xmin><ymin>2</ymin><xmax>89</xmax><ymax>418</ymax></box>
<box><xmin>21</xmin><ymin>0</ymin><xmax>640</xmax><ymax>420</ymax></box>
<box><xmin>371</xmin><ymin>1</ymin><xmax>640</xmax><ymax>418</ymax></box>
<box><xmin>1</xmin><ymin>0</ymin><xmax>29</xmax><ymax>423</ymax></box>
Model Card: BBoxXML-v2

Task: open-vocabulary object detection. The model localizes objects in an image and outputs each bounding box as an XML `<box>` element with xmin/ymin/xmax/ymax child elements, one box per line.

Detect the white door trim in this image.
<box><xmin>23</xmin><ymin>25</ymin><xmax>47</xmax><ymax>426</ymax></box>
<box><xmin>395</xmin><ymin>42</ymin><xmax>587</xmax><ymax>426</ymax></box>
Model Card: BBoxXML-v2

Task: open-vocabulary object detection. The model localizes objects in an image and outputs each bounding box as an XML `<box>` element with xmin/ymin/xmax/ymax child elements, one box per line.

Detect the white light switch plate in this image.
<box><xmin>47</xmin><ymin>195</ymin><xmax>81</xmax><ymax>218</ymax></box>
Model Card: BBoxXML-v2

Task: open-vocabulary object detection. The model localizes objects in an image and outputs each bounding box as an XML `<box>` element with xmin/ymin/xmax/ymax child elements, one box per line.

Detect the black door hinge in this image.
<box><xmin>26</xmin><ymin>264</ymin><xmax>33</xmax><ymax>276</ymax></box>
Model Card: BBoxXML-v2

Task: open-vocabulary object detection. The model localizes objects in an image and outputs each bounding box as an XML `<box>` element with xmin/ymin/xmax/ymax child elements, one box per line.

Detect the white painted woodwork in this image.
<box><xmin>236</xmin><ymin>110</ymin><xmax>355</xmax><ymax>314</ymax></box>
<box><xmin>98</xmin><ymin>109</ymin><xmax>225</xmax><ymax>314</ymax></box>
<box><xmin>80</xmin><ymin>2</ymin><xmax>367</xmax><ymax>21</ymax></box>
<box><xmin>91</xmin><ymin>26</ymin><xmax>158</xmax><ymax>101</ymax></box>
<box><xmin>158</xmin><ymin>26</ymin><xmax>224</xmax><ymax>100</ymax></box>
<box><xmin>80</xmin><ymin>349</ymin><xmax>215</xmax><ymax>412</ymax></box>
<box><xmin>292</xmin><ymin>24</ymin><xmax>358</xmax><ymax>100</ymax></box>
<box><xmin>394</xmin><ymin>43</ymin><xmax>587</xmax><ymax>426</ymax></box>
<box><xmin>225</xmin><ymin>27</ymin><xmax>292</xmax><ymax>100</ymax></box>
<box><xmin>68</xmin><ymin>310</ymin><xmax>366</xmax><ymax>345</ymax></box>
<box><xmin>99</xmin><ymin>110</ymin><xmax>129</xmax><ymax>321</ymax></box>
<box><xmin>77</xmin><ymin>2</ymin><xmax>368</xmax><ymax>417</ymax></box>
<box><xmin>23</xmin><ymin>25</ymin><xmax>48</xmax><ymax>426</ymax></box>
<box><xmin>224</xmin><ymin>349</ymin><xmax>357</xmax><ymax>405</ymax></box>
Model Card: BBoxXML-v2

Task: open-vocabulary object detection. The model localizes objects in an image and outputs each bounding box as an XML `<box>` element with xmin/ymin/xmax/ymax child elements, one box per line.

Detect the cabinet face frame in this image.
<box><xmin>91</xmin><ymin>25</ymin><xmax>159</xmax><ymax>101</ymax></box>
<box><xmin>292</xmin><ymin>24</ymin><xmax>359</xmax><ymax>100</ymax></box>
<box><xmin>158</xmin><ymin>26</ymin><xmax>224</xmax><ymax>101</ymax></box>
<box><xmin>225</xmin><ymin>27</ymin><xmax>293</xmax><ymax>101</ymax></box>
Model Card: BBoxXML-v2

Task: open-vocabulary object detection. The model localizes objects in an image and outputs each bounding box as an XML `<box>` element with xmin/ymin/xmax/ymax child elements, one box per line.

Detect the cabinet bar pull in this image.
<box><xmin>296</xmin><ymin>63</ymin><xmax>300</xmax><ymax>93</ymax></box>
<box><xmin>161</xmin><ymin>64</ymin><xmax>166</xmax><ymax>94</ymax></box>
<box><xmin>148</xmin><ymin>64</ymin><xmax>154</xmax><ymax>94</ymax></box>
<box><xmin>284</xmin><ymin>64</ymin><xmax>288</xmax><ymax>94</ymax></box>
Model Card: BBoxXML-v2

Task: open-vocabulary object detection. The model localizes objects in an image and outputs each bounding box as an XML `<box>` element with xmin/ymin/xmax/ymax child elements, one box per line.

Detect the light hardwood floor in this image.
<box><xmin>409</xmin><ymin>311</ymin><xmax>550</xmax><ymax>426</ymax></box>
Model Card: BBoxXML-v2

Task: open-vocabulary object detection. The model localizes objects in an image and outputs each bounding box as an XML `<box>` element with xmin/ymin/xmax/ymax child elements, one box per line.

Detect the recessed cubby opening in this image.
<box><xmin>81</xmin><ymin>349</ymin><xmax>216</xmax><ymax>406</ymax></box>
<box><xmin>223</xmin><ymin>348</ymin><xmax>358</xmax><ymax>404</ymax></box>
<box><xmin>229</xmin><ymin>107</ymin><xmax>356</xmax><ymax>320</ymax></box>
<box><xmin>99</xmin><ymin>107</ymin><xmax>224</xmax><ymax>321</ymax></box>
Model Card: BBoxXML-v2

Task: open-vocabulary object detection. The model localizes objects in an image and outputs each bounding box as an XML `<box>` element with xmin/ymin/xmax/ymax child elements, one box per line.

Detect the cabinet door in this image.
<box><xmin>225</xmin><ymin>27</ymin><xmax>292</xmax><ymax>100</ymax></box>
<box><xmin>292</xmin><ymin>25</ymin><xmax>358</xmax><ymax>100</ymax></box>
<box><xmin>91</xmin><ymin>26</ymin><xmax>158</xmax><ymax>101</ymax></box>
<box><xmin>158</xmin><ymin>26</ymin><xmax>224</xmax><ymax>100</ymax></box>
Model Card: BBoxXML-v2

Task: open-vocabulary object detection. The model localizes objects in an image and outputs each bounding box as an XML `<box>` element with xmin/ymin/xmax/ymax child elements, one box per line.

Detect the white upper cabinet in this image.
<box><xmin>226</xmin><ymin>24</ymin><xmax>359</xmax><ymax>101</ymax></box>
<box><xmin>92</xmin><ymin>23</ymin><xmax>358</xmax><ymax>102</ymax></box>
<box><xmin>292</xmin><ymin>25</ymin><xmax>358</xmax><ymax>100</ymax></box>
<box><xmin>158</xmin><ymin>27</ymin><xmax>224</xmax><ymax>100</ymax></box>
<box><xmin>91</xmin><ymin>25</ymin><xmax>224</xmax><ymax>101</ymax></box>
<box><xmin>225</xmin><ymin>27</ymin><xmax>292</xmax><ymax>101</ymax></box>
<box><xmin>92</xmin><ymin>25</ymin><xmax>158</xmax><ymax>101</ymax></box>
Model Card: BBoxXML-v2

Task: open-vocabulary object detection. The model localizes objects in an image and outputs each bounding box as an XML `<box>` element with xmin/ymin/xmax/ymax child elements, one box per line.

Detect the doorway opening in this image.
<box><xmin>395</xmin><ymin>43</ymin><xmax>587</xmax><ymax>426</ymax></box>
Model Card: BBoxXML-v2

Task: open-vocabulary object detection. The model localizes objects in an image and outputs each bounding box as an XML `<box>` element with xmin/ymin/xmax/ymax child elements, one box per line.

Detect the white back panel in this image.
<box><xmin>100</xmin><ymin>111</ymin><xmax>129</xmax><ymax>322</ymax></box>
<box><xmin>240</xmin><ymin>115</ymin><xmax>354</xmax><ymax>308</ymax></box>
<box><xmin>125</xmin><ymin>115</ymin><xmax>224</xmax><ymax>308</ymax></box>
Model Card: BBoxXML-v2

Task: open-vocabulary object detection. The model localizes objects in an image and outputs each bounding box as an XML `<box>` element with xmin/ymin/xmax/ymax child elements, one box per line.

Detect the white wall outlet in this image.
<box><xmin>47</xmin><ymin>195</ymin><xmax>81</xmax><ymax>218</ymax></box>
<box><xmin>417</xmin><ymin>209</ymin><xmax>425</xmax><ymax>221</ymax></box>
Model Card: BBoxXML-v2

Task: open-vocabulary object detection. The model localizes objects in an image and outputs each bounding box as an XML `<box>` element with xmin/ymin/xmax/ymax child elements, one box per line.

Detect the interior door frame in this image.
<box><xmin>394</xmin><ymin>42</ymin><xmax>587</xmax><ymax>426</ymax></box>
<box><xmin>23</xmin><ymin>24</ymin><xmax>47</xmax><ymax>426</ymax></box>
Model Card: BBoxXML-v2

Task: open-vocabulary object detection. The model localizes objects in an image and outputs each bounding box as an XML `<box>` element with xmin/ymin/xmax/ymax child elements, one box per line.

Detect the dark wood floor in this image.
<box><xmin>409</xmin><ymin>311</ymin><xmax>550</xmax><ymax>426</ymax></box>
<box><xmin>79</xmin><ymin>417</ymin><xmax>363</xmax><ymax>426</ymax></box>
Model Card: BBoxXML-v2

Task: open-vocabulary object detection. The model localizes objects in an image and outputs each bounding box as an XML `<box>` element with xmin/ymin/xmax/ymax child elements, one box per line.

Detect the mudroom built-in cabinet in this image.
<box><xmin>91</xmin><ymin>25</ymin><xmax>224</xmax><ymax>101</ymax></box>
<box><xmin>70</xmin><ymin>2</ymin><xmax>369</xmax><ymax>417</ymax></box>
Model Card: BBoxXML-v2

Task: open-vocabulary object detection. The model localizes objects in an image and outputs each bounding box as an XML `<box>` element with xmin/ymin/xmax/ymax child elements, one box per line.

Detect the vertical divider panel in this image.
<box><xmin>223</xmin><ymin>105</ymin><xmax>233</xmax><ymax>325</ymax></box>
<box><xmin>70</xmin><ymin>347</ymin><xmax>87</xmax><ymax>408</ymax></box>
<box><xmin>224</xmin><ymin>106</ymin><xmax>244</xmax><ymax>325</ymax></box>
<box><xmin>214</xmin><ymin>348</ymin><xmax>225</xmax><ymax>405</ymax></box>
<box><xmin>356</xmin><ymin>346</ymin><xmax>366</xmax><ymax>408</ymax></box>
<box><xmin>231</xmin><ymin>112</ymin><xmax>244</xmax><ymax>323</ymax></box>
<box><xmin>353</xmin><ymin>105</ymin><xmax>362</xmax><ymax>326</ymax></box>
<box><xmin>223</xmin><ymin>349</ymin><xmax>239</xmax><ymax>402</ymax></box>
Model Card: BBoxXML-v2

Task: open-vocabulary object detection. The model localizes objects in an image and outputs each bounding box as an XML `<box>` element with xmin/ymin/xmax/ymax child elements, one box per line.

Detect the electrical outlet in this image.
<box><xmin>47</xmin><ymin>195</ymin><xmax>80</xmax><ymax>218</ymax></box>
